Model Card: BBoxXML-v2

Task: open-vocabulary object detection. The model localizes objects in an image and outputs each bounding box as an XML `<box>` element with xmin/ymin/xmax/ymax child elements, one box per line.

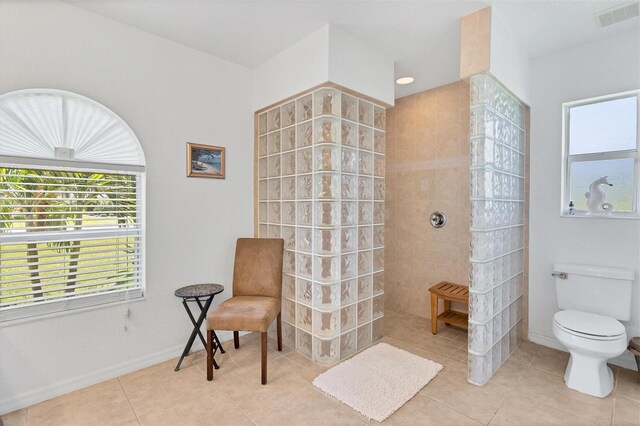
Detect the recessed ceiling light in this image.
<box><xmin>396</xmin><ymin>77</ymin><xmax>414</xmax><ymax>85</ymax></box>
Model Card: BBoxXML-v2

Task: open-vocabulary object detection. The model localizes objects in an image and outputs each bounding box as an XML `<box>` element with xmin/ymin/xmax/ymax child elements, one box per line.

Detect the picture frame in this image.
<box><xmin>186</xmin><ymin>142</ymin><xmax>225</xmax><ymax>179</ymax></box>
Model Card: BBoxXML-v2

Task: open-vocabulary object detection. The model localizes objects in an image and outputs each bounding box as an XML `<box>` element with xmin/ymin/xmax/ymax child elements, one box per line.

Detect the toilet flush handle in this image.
<box><xmin>552</xmin><ymin>271</ymin><xmax>568</xmax><ymax>279</ymax></box>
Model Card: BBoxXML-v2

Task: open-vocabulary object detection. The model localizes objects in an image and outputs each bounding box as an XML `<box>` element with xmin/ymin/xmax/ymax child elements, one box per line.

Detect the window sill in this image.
<box><xmin>0</xmin><ymin>288</ymin><xmax>145</xmax><ymax>325</ymax></box>
<box><xmin>561</xmin><ymin>212</ymin><xmax>640</xmax><ymax>220</ymax></box>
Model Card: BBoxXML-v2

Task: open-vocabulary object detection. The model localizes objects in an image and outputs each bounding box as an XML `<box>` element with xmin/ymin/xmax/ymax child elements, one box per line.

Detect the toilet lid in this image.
<box><xmin>554</xmin><ymin>310</ymin><xmax>626</xmax><ymax>338</ymax></box>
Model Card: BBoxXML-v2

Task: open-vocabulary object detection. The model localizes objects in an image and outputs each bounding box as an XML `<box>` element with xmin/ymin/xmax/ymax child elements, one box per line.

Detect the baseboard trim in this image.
<box><xmin>527</xmin><ymin>332</ymin><xmax>566</xmax><ymax>352</ymax></box>
<box><xmin>0</xmin><ymin>330</ymin><xmax>241</xmax><ymax>415</ymax></box>
<box><xmin>527</xmin><ymin>331</ymin><xmax>637</xmax><ymax>371</ymax></box>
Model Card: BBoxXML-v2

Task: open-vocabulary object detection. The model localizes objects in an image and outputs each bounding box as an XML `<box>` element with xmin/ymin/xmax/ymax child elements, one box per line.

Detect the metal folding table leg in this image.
<box><xmin>195</xmin><ymin>298</ymin><xmax>225</xmax><ymax>354</ymax></box>
<box><xmin>175</xmin><ymin>296</ymin><xmax>218</xmax><ymax>371</ymax></box>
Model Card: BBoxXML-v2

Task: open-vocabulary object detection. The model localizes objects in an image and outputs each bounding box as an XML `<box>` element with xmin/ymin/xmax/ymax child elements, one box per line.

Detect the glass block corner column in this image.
<box><xmin>256</xmin><ymin>87</ymin><xmax>386</xmax><ymax>365</ymax></box>
<box><xmin>468</xmin><ymin>74</ymin><xmax>526</xmax><ymax>386</ymax></box>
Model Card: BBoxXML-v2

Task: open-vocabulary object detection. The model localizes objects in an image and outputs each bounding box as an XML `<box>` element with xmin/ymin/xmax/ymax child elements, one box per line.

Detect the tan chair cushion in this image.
<box><xmin>207</xmin><ymin>296</ymin><xmax>280</xmax><ymax>333</ymax></box>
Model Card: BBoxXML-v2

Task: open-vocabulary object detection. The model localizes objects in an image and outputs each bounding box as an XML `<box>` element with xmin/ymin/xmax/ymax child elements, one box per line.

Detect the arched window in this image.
<box><xmin>0</xmin><ymin>89</ymin><xmax>145</xmax><ymax>321</ymax></box>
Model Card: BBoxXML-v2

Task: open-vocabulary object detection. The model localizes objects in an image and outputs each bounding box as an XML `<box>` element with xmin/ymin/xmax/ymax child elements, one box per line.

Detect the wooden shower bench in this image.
<box><xmin>429</xmin><ymin>282</ymin><xmax>469</xmax><ymax>334</ymax></box>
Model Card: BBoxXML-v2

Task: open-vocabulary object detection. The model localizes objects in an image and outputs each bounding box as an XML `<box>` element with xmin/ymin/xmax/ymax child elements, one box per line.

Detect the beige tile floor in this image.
<box><xmin>2</xmin><ymin>309</ymin><xmax>639</xmax><ymax>426</ymax></box>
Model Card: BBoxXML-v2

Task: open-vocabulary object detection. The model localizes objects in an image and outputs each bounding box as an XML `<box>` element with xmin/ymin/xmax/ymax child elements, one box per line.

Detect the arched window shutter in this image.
<box><xmin>0</xmin><ymin>89</ymin><xmax>146</xmax><ymax>321</ymax></box>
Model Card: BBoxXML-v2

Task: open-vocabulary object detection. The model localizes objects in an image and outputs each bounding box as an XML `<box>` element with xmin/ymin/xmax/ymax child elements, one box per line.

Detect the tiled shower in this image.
<box><xmin>468</xmin><ymin>74</ymin><xmax>526</xmax><ymax>385</ymax></box>
<box><xmin>385</xmin><ymin>81</ymin><xmax>471</xmax><ymax>317</ymax></box>
<box><xmin>255</xmin><ymin>76</ymin><xmax>527</xmax><ymax>382</ymax></box>
<box><xmin>256</xmin><ymin>87</ymin><xmax>386</xmax><ymax>364</ymax></box>
<box><xmin>385</xmin><ymin>74</ymin><xmax>528</xmax><ymax>385</ymax></box>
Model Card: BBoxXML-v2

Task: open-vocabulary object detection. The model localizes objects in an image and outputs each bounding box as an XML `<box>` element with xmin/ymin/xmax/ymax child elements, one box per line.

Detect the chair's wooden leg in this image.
<box><xmin>206</xmin><ymin>330</ymin><xmax>213</xmax><ymax>381</ymax></box>
<box><xmin>431</xmin><ymin>293</ymin><xmax>438</xmax><ymax>335</ymax></box>
<box><xmin>234</xmin><ymin>331</ymin><xmax>239</xmax><ymax>349</ymax></box>
<box><xmin>261</xmin><ymin>332</ymin><xmax>267</xmax><ymax>385</ymax></box>
<box><xmin>277</xmin><ymin>312</ymin><xmax>282</xmax><ymax>352</ymax></box>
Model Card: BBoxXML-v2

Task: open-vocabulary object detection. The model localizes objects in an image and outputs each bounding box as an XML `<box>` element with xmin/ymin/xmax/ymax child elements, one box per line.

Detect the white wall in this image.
<box><xmin>252</xmin><ymin>24</ymin><xmax>395</xmax><ymax>111</ymax></box>
<box><xmin>252</xmin><ymin>25</ymin><xmax>330</xmax><ymax>111</ymax></box>
<box><xmin>0</xmin><ymin>2</ymin><xmax>253</xmax><ymax>413</ymax></box>
<box><xmin>489</xmin><ymin>9</ymin><xmax>531</xmax><ymax>105</ymax></box>
<box><xmin>529</xmin><ymin>29</ymin><xmax>640</xmax><ymax>369</ymax></box>
<box><xmin>328</xmin><ymin>25</ymin><xmax>395</xmax><ymax>107</ymax></box>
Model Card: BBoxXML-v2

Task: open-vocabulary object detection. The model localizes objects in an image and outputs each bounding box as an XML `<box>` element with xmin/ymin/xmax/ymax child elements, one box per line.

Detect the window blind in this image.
<box><xmin>0</xmin><ymin>167</ymin><xmax>144</xmax><ymax>319</ymax></box>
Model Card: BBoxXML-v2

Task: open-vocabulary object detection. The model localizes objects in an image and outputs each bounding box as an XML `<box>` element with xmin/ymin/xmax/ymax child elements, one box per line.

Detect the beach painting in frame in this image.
<box><xmin>187</xmin><ymin>143</ymin><xmax>225</xmax><ymax>179</ymax></box>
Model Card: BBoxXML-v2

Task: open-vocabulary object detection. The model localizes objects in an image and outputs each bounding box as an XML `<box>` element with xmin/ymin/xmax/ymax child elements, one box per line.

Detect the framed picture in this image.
<box><xmin>186</xmin><ymin>142</ymin><xmax>225</xmax><ymax>179</ymax></box>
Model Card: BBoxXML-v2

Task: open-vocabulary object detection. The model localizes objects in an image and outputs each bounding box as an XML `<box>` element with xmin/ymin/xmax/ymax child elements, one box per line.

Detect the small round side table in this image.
<box><xmin>174</xmin><ymin>283</ymin><xmax>225</xmax><ymax>372</ymax></box>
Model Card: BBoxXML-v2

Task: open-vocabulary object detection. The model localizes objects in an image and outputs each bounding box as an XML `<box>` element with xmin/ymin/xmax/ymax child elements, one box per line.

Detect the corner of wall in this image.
<box><xmin>252</xmin><ymin>24</ymin><xmax>394</xmax><ymax>112</ymax></box>
<box><xmin>488</xmin><ymin>8</ymin><xmax>531</xmax><ymax>105</ymax></box>
<box><xmin>327</xmin><ymin>24</ymin><xmax>395</xmax><ymax>106</ymax></box>
<box><xmin>252</xmin><ymin>24</ymin><xmax>331</xmax><ymax>111</ymax></box>
<box><xmin>459</xmin><ymin>7</ymin><xmax>491</xmax><ymax>79</ymax></box>
<box><xmin>458</xmin><ymin>6</ymin><xmax>531</xmax><ymax>105</ymax></box>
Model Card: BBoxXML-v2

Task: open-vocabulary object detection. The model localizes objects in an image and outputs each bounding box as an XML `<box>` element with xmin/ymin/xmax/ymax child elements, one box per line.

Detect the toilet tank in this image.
<box><xmin>553</xmin><ymin>263</ymin><xmax>634</xmax><ymax>321</ymax></box>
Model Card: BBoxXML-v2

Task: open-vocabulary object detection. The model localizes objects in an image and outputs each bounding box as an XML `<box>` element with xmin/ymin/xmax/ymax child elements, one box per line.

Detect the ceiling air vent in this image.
<box><xmin>595</xmin><ymin>2</ymin><xmax>639</xmax><ymax>27</ymax></box>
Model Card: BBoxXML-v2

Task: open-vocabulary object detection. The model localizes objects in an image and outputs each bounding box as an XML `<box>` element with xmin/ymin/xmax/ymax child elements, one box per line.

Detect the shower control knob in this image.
<box><xmin>430</xmin><ymin>211</ymin><xmax>447</xmax><ymax>228</ymax></box>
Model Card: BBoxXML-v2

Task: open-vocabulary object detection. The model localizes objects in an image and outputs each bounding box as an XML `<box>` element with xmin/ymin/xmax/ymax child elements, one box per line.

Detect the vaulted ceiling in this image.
<box><xmin>68</xmin><ymin>0</ymin><xmax>639</xmax><ymax>99</ymax></box>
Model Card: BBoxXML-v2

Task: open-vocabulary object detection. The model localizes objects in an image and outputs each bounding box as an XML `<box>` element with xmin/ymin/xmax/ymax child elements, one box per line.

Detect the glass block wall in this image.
<box><xmin>468</xmin><ymin>74</ymin><xmax>526</xmax><ymax>386</ymax></box>
<box><xmin>257</xmin><ymin>87</ymin><xmax>385</xmax><ymax>365</ymax></box>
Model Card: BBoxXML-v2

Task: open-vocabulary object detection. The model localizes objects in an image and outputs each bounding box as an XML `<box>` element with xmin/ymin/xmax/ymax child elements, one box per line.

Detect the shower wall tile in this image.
<box><xmin>459</xmin><ymin>7</ymin><xmax>491</xmax><ymax>79</ymax></box>
<box><xmin>385</xmin><ymin>80</ymin><xmax>471</xmax><ymax>320</ymax></box>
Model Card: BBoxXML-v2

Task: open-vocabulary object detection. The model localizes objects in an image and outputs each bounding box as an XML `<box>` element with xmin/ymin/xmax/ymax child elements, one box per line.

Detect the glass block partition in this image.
<box><xmin>468</xmin><ymin>74</ymin><xmax>526</xmax><ymax>386</ymax></box>
<box><xmin>257</xmin><ymin>87</ymin><xmax>385</xmax><ymax>365</ymax></box>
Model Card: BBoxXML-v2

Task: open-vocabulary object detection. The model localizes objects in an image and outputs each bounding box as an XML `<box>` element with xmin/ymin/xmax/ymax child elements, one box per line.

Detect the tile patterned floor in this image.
<box><xmin>2</xmin><ymin>309</ymin><xmax>639</xmax><ymax>425</ymax></box>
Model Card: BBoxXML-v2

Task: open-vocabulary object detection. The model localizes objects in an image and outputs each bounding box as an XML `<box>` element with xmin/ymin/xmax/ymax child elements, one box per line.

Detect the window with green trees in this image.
<box><xmin>0</xmin><ymin>89</ymin><xmax>146</xmax><ymax>321</ymax></box>
<box><xmin>0</xmin><ymin>167</ymin><xmax>143</xmax><ymax>318</ymax></box>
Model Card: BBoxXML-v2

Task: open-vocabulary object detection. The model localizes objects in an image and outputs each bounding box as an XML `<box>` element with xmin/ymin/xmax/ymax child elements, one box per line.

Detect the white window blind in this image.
<box><xmin>0</xmin><ymin>167</ymin><xmax>144</xmax><ymax>320</ymax></box>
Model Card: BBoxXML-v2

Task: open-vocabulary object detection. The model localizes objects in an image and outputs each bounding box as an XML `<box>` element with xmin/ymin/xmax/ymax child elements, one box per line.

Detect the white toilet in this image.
<box><xmin>552</xmin><ymin>263</ymin><xmax>634</xmax><ymax>398</ymax></box>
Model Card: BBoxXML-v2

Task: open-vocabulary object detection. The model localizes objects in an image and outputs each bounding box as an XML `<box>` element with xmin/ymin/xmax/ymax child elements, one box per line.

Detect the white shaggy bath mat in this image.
<box><xmin>312</xmin><ymin>342</ymin><xmax>443</xmax><ymax>422</ymax></box>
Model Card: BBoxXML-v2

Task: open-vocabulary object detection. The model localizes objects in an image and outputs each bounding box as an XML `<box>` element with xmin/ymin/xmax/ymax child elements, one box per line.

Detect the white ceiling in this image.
<box><xmin>68</xmin><ymin>0</ymin><xmax>639</xmax><ymax>99</ymax></box>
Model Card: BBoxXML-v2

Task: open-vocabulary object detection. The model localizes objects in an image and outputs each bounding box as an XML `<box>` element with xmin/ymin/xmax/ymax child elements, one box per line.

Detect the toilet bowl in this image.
<box><xmin>552</xmin><ymin>263</ymin><xmax>634</xmax><ymax>398</ymax></box>
<box><xmin>552</xmin><ymin>310</ymin><xmax>627</xmax><ymax>398</ymax></box>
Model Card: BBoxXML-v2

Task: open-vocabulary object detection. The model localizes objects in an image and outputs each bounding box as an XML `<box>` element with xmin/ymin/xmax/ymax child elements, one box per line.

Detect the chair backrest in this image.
<box><xmin>232</xmin><ymin>238</ymin><xmax>284</xmax><ymax>299</ymax></box>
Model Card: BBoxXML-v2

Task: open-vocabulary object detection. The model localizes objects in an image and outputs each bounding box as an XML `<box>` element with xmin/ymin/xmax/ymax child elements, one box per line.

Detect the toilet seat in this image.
<box><xmin>553</xmin><ymin>310</ymin><xmax>626</xmax><ymax>341</ymax></box>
